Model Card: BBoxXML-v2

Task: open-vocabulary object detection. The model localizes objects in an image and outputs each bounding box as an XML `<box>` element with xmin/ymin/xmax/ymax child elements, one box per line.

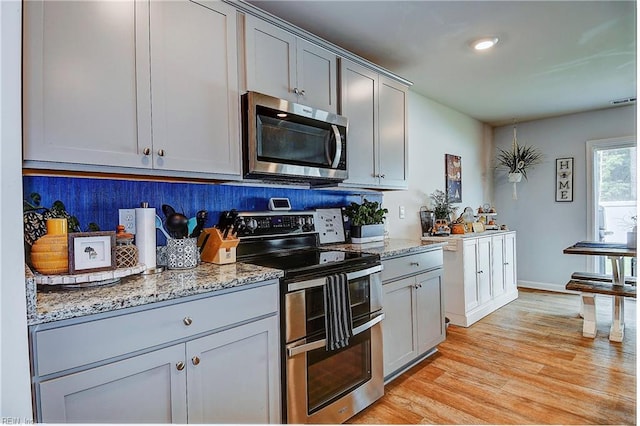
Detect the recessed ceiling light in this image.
<box><xmin>471</xmin><ymin>37</ymin><xmax>499</xmax><ymax>51</ymax></box>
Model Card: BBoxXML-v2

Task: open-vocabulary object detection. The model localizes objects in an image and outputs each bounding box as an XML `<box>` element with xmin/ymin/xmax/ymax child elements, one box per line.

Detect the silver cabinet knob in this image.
<box><xmin>176</xmin><ymin>361</ymin><xmax>185</xmax><ymax>371</ymax></box>
<box><xmin>157</xmin><ymin>149</ymin><xmax>165</xmax><ymax>157</ymax></box>
<box><xmin>142</xmin><ymin>147</ymin><xmax>151</xmax><ymax>156</ymax></box>
<box><xmin>183</xmin><ymin>317</ymin><xmax>193</xmax><ymax>326</ymax></box>
<box><xmin>192</xmin><ymin>356</ymin><xmax>200</xmax><ymax>366</ymax></box>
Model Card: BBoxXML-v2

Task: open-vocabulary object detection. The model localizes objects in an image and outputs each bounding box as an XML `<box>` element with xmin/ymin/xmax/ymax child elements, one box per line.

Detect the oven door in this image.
<box><xmin>284</xmin><ymin>265</ymin><xmax>383</xmax><ymax>343</ymax></box>
<box><xmin>285</xmin><ymin>313</ymin><xmax>384</xmax><ymax>424</ymax></box>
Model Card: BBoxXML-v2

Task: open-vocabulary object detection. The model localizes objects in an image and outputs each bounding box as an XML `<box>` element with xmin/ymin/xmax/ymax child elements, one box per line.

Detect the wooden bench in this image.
<box><xmin>565</xmin><ymin>279</ymin><xmax>635</xmax><ymax>339</ymax></box>
<box><xmin>570</xmin><ymin>271</ymin><xmax>636</xmax><ymax>286</ymax></box>
<box><xmin>566</xmin><ymin>279</ymin><xmax>636</xmax><ymax>297</ymax></box>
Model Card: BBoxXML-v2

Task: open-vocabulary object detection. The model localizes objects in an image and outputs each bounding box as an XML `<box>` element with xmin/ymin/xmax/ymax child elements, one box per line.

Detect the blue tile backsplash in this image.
<box><xmin>23</xmin><ymin>176</ymin><xmax>382</xmax><ymax>244</ymax></box>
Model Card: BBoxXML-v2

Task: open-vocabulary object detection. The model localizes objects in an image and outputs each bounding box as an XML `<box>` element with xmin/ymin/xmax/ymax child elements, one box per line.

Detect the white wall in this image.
<box><xmin>493</xmin><ymin>105</ymin><xmax>636</xmax><ymax>292</ymax></box>
<box><xmin>384</xmin><ymin>91</ymin><xmax>492</xmax><ymax>239</ymax></box>
<box><xmin>1</xmin><ymin>0</ymin><xmax>33</xmax><ymax>419</ymax></box>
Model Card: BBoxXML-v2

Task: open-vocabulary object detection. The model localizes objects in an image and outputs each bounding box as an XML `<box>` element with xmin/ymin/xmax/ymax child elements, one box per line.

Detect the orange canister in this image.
<box><xmin>30</xmin><ymin>218</ymin><xmax>69</xmax><ymax>275</ymax></box>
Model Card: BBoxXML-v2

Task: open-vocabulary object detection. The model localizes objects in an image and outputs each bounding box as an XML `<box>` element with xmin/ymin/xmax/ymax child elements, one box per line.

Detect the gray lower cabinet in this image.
<box><xmin>32</xmin><ymin>282</ymin><xmax>281</xmax><ymax>423</ymax></box>
<box><xmin>381</xmin><ymin>250</ymin><xmax>445</xmax><ymax>381</ymax></box>
<box><xmin>39</xmin><ymin>344</ymin><xmax>188</xmax><ymax>423</ymax></box>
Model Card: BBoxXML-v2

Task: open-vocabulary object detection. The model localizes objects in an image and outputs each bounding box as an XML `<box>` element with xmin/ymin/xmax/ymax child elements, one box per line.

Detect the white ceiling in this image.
<box><xmin>245</xmin><ymin>0</ymin><xmax>637</xmax><ymax>126</ymax></box>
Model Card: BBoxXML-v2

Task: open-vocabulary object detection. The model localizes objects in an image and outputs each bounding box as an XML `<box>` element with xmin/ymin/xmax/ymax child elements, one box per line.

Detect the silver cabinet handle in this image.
<box><xmin>142</xmin><ymin>147</ymin><xmax>151</xmax><ymax>156</ymax></box>
<box><xmin>192</xmin><ymin>356</ymin><xmax>200</xmax><ymax>366</ymax></box>
<box><xmin>176</xmin><ymin>361</ymin><xmax>185</xmax><ymax>371</ymax></box>
<box><xmin>380</xmin><ymin>174</ymin><xmax>386</xmax><ymax>178</ymax></box>
<box><xmin>414</xmin><ymin>283</ymin><xmax>422</xmax><ymax>289</ymax></box>
<box><xmin>410</xmin><ymin>262</ymin><xmax>420</xmax><ymax>267</ymax></box>
<box><xmin>183</xmin><ymin>317</ymin><xmax>193</xmax><ymax>326</ymax></box>
<box><xmin>287</xmin><ymin>313</ymin><xmax>385</xmax><ymax>358</ymax></box>
<box><xmin>477</xmin><ymin>270</ymin><xmax>484</xmax><ymax>274</ymax></box>
<box><xmin>157</xmin><ymin>149</ymin><xmax>165</xmax><ymax>157</ymax></box>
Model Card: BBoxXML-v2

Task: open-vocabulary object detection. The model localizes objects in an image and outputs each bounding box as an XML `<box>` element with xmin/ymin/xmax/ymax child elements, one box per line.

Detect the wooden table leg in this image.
<box><xmin>581</xmin><ymin>293</ymin><xmax>597</xmax><ymax>338</ymax></box>
<box><xmin>608</xmin><ymin>255</ymin><xmax>626</xmax><ymax>342</ymax></box>
<box><xmin>609</xmin><ymin>295</ymin><xmax>625</xmax><ymax>342</ymax></box>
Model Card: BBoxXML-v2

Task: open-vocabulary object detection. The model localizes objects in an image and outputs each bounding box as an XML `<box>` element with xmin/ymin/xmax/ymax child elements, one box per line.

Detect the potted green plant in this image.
<box><xmin>429</xmin><ymin>190</ymin><xmax>457</xmax><ymax>221</ymax></box>
<box><xmin>496</xmin><ymin>124</ymin><xmax>543</xmax><ymax>199</ymax></box>
<box><xmin>344</xmin><ymin>199</ymin><xmax>388</xmax><ymax>243</ymax></box>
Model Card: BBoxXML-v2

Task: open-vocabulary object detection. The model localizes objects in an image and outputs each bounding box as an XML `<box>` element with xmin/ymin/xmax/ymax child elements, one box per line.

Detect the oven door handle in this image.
<box><xmin>287</xmin><ymin>312</ymin><xmax>385</xmax><ymax>358</ymax></box>
<box><xmin>287</xmin><ymin>264</ymin><xmax>383</xmax><ymax>292</ymax></box>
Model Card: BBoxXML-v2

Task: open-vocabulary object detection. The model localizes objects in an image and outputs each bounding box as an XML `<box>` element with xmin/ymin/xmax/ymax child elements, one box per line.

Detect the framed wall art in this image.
<box><xmin>68</xmin><ymin>231</ymin><xmax>116</xmax><ymax>274</ymax></box>
<box><xmin>445</xmin><ymin>154</ymin><xmax>462</xmax><ymax>203</ymax></box>
<box><xmin>556</xmin><ymin>157</ymin><xmax>574</xmax><ymax>202</ymax></box>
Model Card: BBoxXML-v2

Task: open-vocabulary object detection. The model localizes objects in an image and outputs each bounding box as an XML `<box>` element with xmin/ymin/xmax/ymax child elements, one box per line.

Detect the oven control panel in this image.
<box><xmin>236</xmin><ymin>212</ymin><xmax>315</xmax><ymax>237</ymax></box>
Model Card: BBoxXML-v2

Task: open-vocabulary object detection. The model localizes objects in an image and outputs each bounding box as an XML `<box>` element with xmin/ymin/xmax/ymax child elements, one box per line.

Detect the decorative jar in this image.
<box><xmin>30</xmin><ymin>218</ymin><xmax>69</xmax><ymax>275</ymax></box>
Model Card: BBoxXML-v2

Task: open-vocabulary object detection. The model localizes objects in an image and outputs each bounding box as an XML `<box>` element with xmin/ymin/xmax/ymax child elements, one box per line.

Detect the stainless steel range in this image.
<box><xmin>236</xmin><ymin>211</ymin><xmax>384</xmax><ymax>424</ymax></box>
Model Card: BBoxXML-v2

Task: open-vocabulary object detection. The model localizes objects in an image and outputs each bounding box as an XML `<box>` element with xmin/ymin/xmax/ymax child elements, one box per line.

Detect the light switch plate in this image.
<box><xmin>119</xmin><ymin>209</ymin><xmax>136</xmax><ymax>234</ymax></box>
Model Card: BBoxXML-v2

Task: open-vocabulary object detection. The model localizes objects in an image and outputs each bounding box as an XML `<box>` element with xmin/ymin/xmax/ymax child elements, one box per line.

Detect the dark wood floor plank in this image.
<box><xmin>349</xmin><ymin>289</ymin><xmax>636</xmax><ymax>425</ymax></box>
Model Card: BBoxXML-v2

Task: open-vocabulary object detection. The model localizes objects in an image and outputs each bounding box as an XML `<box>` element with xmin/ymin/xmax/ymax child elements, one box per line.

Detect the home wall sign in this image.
<box><xmin>556</xmin><ymin>157</ymin><xmax>574</xmax><ymax>202</ymax></box>
<box><xmin>445</xmin><ymin>154</ymin><xmax>462</xmax><ymax>203</ymax></box>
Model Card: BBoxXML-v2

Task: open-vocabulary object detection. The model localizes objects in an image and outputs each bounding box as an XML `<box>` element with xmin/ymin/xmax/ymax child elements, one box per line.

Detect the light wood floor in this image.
<box><xmin>349</xmin><ymin>289</ymin><xmax>636</xmax><ymax>425</ymax></box>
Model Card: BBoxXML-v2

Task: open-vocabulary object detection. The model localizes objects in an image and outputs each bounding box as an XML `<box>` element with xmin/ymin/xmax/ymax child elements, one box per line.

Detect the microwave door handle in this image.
<box><xmin>286</xmin><ymin>312</ymin><xmax>385</xmax><ymax>358</ymax></box>
<box><xmin>330</xmin><ymin>124</ymin><xmax>342</xmax><ymax>168</ymax></box>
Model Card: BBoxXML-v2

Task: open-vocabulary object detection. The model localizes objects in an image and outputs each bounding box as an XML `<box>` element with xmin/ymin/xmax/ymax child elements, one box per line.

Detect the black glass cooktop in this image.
<box><xmin>241</xmin><ymin>248</ymin><xmax>379</xmax><ymax>281</ymax></box>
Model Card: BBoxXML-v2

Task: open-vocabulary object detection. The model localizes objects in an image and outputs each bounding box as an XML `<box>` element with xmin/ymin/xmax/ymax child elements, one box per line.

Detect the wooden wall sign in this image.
<box><xmin>556</xmin><ymin>157</ymin><xmax>574</xmax><ymax>202</ymax></box>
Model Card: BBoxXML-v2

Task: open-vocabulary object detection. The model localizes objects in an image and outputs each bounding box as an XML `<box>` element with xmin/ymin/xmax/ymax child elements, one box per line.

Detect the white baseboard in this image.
<box><xmin>517</xmin><ymin>280</ymin><xmax>577</xmax><ymax>294</ymax></box>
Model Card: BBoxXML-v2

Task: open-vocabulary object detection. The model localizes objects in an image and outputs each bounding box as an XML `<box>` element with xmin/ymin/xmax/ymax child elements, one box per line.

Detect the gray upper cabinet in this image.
<box><xmin>23</xmin><ymin>0</ymin><xmax>151</xmax><ymax>169</ymax></box>
<box><xmin>340</xmin><ymin>59</ymin><xmax>408</xmax><ymax>190</ymax></box>
<box><xmin>244</xmin><ymin>14</ymin><xmax>338</xmax><ymax>113</ymax></box>
<box><xmin>149</xmin><ymin>0</ymin><xmax>241</xmax><ymax>175</ymax></box>
<box><xmin>23</xmin><ymin>0</ymin><xmax>241</xmax><ymax>178</ymax></box>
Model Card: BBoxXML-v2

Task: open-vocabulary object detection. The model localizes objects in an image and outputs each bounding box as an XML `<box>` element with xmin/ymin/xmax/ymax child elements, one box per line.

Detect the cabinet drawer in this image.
<box><xmin>33</xmin><ymin>283</ymin><xmax>278</xmax><ymax>377</ymax></box>
<box><xmin>382</xmin><ymin>250</ymin><xmax>443</xmax><ymax>282</ymax></box>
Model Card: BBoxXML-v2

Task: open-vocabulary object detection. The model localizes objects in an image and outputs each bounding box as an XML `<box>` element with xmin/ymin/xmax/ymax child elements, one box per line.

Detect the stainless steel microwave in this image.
<box><xmin>242</xmin><ymin>91</ymin><xmax>348</xmax><ymax>183</ymax></box>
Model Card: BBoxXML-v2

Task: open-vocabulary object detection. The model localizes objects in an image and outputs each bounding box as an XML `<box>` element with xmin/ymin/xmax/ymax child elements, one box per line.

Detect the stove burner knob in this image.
<box><xmin>246</xmin><ymin>218</ymin><xmax>258</xmax><ymax>232</ymax></box>
<box><xmin>297</xmin><ymin>217</ymin><xmax>305</xmax><ymax>227</ymax></box>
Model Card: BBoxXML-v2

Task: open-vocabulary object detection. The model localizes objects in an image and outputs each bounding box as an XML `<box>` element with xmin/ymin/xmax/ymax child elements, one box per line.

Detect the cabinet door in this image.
<box><xmin>415</xmin><ymin>270</ymin><xmax>445</xmax><ymax>354</ymax></box>
<box><xmin>382</xmin><ymin>277</ymin><xmax>417</xmax><ymax>377</ymax></box>
<box><xmin>340</xmin><ymin>60</ymin><xmax>378</xmax><ymax>187</ymax></box>
<box><xmin>504</xmin><ymin>233</ymin><xmax>517</xmax><ymax>292</ymax></box>
<box><xmin>39</xmin><ymin>345</ymin><xmax>187</xmax><ymax>423</ymax></box>
<box><xmin>150</xmin><ymin>0</ymin><xmax>240</xmax><ymax>175</ymax></box>
<box><xmin>186</xmin><ymin>316</ymin><xmax>281</xmax><ymax>424</ymax></box>
<box><xmin>23</xmin><ymin>0</ymin><xmax>152</xmax><ymax>169</ymax></box>
<box><xmin>244</xmin><ymin>15</ymin><xmax>296</xmax><ymax>103</ymax></box>
<box><xmin>377</xmin><ymin>76</ymin><xmax>408</xmax><ymax>189</ymax></box>
<box><xmin>491</xmin><ymin>234</ymin><xmax>507</xmax><ymax>298</ymax></box>
<box><xmin>477</xmin><ymin>237</ymin><xmax>492</xmax><ymax>305</ymax></box>
<box><xmin>462</xmin><ymin>239</ymin><xmax>480</xmax><ymax>311</ymax></box>
<box><xmin>296</xmin><ymin>39</ymin><xmax>337</xmax><ymax>113</ymax></box>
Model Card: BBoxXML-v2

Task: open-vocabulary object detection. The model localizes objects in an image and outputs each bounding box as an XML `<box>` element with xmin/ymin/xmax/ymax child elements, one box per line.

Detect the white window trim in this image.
<box><xmin>585</xmin><ymin>135</ymin><xmax>636</xmax><ymax>271</ymax></box>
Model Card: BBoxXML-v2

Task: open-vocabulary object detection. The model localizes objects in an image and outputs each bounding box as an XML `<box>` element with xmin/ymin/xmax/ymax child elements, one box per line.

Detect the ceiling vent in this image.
<box><xmin>610</xmin><ymin>97</ymin><xmax>637</xmax><ymax>105</ymax></box>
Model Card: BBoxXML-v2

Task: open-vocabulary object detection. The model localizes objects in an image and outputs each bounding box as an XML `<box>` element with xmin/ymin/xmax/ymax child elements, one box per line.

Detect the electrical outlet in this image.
<box><xmin>399</xmin><ymin>206</ymin><xmax>405</xmax><ymax>219</ymax></box>
<box><xmin>119</xmin><ymin>209</ymin><xmax>136</xmax><ymax>234</ymax></box>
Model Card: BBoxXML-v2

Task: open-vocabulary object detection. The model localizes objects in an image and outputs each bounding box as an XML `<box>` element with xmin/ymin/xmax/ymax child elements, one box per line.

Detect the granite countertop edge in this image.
<box><xmin>26</xmin><ymin>263</ymin><xmax>284</xmax><ymax>326</ymax></box>
<box><xmin>327</xmin><ymin>238</ymin><xmax>446</xmax><ymax>259</ymax></box>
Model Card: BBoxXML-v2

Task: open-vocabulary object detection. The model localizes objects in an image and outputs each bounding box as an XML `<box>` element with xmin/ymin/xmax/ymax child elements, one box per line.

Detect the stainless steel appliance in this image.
<box><xmin>236</xmin><ymin>211</ymin><xmax>384</xmax><ymax>424</ymax></box>
<box><xmin>242</xmin><ymin>92</ymin><xmax>348</xmax><ymax>183</ymax></box>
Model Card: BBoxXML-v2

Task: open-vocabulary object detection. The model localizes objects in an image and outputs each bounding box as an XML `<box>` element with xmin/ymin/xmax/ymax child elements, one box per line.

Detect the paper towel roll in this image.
<box><xmin>135</xmin><ymin>207</ymin><xmax>157</xmax><ymax>270</ymax></box>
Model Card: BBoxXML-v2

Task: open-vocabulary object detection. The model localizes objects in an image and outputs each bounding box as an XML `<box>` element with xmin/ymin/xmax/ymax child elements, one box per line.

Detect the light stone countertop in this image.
<box><xmin>26</xmin><ymin>262</ymin><xmax>283</xmax><ymax>326</ymax></box>
<box><xmin>25</xmin><ymin>238</ymin><xmax>444</xmax><ymax>326</ymax></box>
<box><xmin>327</xmin><ymin>238</ymin><xmax>446</xmax><ymax>259</ymax></box>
